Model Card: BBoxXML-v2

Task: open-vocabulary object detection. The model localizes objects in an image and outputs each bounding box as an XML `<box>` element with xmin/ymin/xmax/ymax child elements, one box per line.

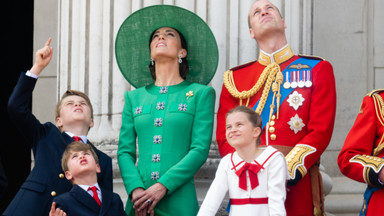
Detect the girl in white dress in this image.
<box><xmin>198</xmin><ymin>106</ymin><xmax>287</xmax><ymax>216</ymax></box>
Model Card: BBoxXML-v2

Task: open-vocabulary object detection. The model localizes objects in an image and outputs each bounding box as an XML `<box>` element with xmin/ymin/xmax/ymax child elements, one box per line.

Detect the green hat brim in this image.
<box><xmin>115</xmin><ymin>5</ymin><xmax>219</xmax><ymax>88</ymax></box>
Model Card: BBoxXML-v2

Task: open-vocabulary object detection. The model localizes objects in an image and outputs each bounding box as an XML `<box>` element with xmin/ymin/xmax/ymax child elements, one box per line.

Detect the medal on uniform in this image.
<box><xmin>287</xmin><ymin>91</ymin><xmax>305</xmax><ymax>110</ymax></box>
<box><xmin>305</xmin><ymin>70</ymin><xmax>312</xmax><ymax>87</ymax></box>
<box><xmin>283</xmin><ymin>71</ymin><xmax>291</xmax><ymax>89</ymax></box>
<box><xmin>287</xmin><ymin>114</ymin><xmax>305</xmax><ymax>134</ymax></box>
<box><xmin>298</xmin><ymin>71</ymin><xmax>305</xmax><ymax>88</ymax></box>
<box><xmin>290</xmin><ymin>71</ymin><xmax>298</xmax><ymax>88</ymax></box>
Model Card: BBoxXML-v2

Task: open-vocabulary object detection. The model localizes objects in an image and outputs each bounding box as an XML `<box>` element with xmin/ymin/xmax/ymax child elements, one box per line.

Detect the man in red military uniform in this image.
<box><xmin>216</xmin><ymin>0</ymin><xmax>336</xmax><ymax>215</ymax></box>
<box><xmin>338</xmin><ymin>90</ymin><xmax>384</xmax><ymax>216</ymax></box>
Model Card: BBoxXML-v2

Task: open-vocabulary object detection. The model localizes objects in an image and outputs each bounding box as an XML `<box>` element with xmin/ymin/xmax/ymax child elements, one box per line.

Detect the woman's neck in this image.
<box><xmin>154</xmin><ymin>61</ymin><xmax>184</xmax><ymax>86</ymax></box>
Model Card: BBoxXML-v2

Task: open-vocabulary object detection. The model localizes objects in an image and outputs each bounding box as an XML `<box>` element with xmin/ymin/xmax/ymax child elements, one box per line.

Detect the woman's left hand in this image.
<box><xmin>134</xmin><ymin>183</ymin><xmax>168</xmax><ymax>215</ymax></box>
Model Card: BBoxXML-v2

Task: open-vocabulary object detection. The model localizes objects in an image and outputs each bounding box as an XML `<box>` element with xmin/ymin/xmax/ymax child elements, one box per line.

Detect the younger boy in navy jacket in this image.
<box><xmin>50</xmin><ymin>142</ymin><xmax>126</xmax><ymax>216</ymax></box>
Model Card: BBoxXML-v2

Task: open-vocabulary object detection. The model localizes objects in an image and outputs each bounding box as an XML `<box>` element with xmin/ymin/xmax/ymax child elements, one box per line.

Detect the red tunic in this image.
<box><xmin>338</xmin><ymin>90</ymin><xmax>384</xmax><ymax>216</ymax></box>
<box><xmin>217</xmin><ymin>55</ymin><xmax>336</xmax><ymax>215</ymax></box>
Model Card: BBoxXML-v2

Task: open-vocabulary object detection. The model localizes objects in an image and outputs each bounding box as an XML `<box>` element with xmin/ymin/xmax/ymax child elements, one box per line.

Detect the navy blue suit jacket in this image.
<box><xmin>0</xmin><ymin>156</ymin><xmax>6</xmax><ymax>197</ymax></box>
<box><xmin>54</xmin><ymin>185</ymin><xmax>126</xmax><ymax>216</ymax></box>
<box><xmin>4</xmin><ymin>74</ymin><xmax>113</xmax><ymax>216</ymax></box>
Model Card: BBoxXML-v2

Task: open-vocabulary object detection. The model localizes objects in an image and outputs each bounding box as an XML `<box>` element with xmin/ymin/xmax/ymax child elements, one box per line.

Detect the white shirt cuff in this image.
<box><xmin>25</xmin><ymin>70</ymin><xmax>38</xmax><ymax>79</ymax></box>
<box><xmin>378</xmin><ymin>177</ymin><xmax>384</xmax><ymax>185</ymax></box>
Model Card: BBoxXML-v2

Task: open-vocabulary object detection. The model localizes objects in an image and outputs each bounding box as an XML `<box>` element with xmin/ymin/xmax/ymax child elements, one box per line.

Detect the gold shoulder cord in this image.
<box><xmin>223</xmin><ymin>63</ymin><xmax>283</xmax><ymax>119</ymax></box>
<box><xmin>372</xmin><ymin>93</ymin><xmax>384</xmax><ymax>156</ymax></box>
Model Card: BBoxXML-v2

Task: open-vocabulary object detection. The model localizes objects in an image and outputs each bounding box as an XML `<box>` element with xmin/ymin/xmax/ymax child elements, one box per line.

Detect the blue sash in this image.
<box><xmin>252</xmin><ymin>57</ymin><xmax>321</xmax><ymax>129</ymax></box>
<box><xmin>360</xmin><ymin>154</ymin><xmax>384</xmax><ymax>215</ymax></box>
<box><xmin>360</xmin><ymin>186</ymin><xmax>380</xmax><ymax>216</ymax></box>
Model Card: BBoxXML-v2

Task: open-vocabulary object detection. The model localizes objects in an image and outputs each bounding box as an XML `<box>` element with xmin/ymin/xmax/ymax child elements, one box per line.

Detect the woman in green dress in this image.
<box><xmin>115</xmin><ymin>5</ymin><xmax>219</xmax><ymax>216</ymax></box>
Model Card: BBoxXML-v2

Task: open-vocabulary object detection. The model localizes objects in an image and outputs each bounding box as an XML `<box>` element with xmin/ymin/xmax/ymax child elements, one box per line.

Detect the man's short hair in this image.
<box><xmin>248</xmin><ymin>0</ymin><xmax>283</xmax><ymax>29</ymax></box>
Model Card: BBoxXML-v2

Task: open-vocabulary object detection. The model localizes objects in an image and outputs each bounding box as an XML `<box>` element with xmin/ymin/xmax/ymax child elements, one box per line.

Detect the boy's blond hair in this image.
<box><xmin>61</xmin><ymin>141</ymin><xmax>99</xmax><ymax>173</ymax></box>
<box><xmin>55</xmin><ymin>90</ymin><xmax>94</xmax><ymax>119</ymax></box>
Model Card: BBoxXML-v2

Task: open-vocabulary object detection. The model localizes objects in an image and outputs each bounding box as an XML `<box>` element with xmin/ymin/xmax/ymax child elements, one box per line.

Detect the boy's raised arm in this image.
<box><xmin>30</xmin><ymin>37</ymin><xmax>53</xmax><ymax>76</ymax></box>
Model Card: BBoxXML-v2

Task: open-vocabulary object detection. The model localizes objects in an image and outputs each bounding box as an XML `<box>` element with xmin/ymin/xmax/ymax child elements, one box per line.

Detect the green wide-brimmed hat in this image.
<box><xmin>115</xmin><ymin>5</ymin><xmax>219</xmax><ymax>88</ymax></box>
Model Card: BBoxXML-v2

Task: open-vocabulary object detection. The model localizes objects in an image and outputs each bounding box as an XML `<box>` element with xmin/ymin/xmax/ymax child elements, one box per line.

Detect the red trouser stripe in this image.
<box><xmin>230</xmin><ymin>197</ymin><xmax>268</xmax><ymax>205</ymax></box>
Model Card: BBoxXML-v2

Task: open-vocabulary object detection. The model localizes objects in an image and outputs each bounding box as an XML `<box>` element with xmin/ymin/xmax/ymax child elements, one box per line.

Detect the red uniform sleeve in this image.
<box><xmin>283</xmin><ymin>60</ymin><xmax>337</xmax><ymax>183</ymax></box>
<box><xmin>296</xmin><ymin>60</ymin><xmax>337</xmax><ymax>172</ymax></box>
<box><xmin>338</xmin><ymin>94</ymin><xmax>384</xmax><ymax>185</ymax></box>
<box><xmin>216</xmin><ymin>83</ymin><xmax>236</xmax><ymax>157</ymax></box>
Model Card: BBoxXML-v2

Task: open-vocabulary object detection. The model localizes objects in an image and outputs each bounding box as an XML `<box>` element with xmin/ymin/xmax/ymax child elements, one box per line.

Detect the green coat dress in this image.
<box><xmin>118</xmin><ymin>80</ymin><xmax>215</xmax><ymax>215</ymax></box>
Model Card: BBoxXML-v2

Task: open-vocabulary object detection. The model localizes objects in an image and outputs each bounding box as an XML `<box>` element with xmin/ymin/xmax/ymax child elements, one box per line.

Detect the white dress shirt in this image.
<box><xmin>78</xmin><ymin>183</ymin><xmax>102</xmax><ymax>203</ymax></box>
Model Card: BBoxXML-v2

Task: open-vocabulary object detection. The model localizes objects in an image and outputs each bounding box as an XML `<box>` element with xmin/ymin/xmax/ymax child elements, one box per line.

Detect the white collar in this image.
<box><xmin>65</xmin><ymin>132</ymin><xmax>88</xmax><ymax>143</ymax></box>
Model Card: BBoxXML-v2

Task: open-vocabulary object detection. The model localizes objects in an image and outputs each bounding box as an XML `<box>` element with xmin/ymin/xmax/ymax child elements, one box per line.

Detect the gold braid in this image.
<box><xmin>372</xmin><ymin>93</ymin><xmax>384</xmax><ymax>156</ymax></box>
<box><xmin>373</xmin><ymin>94</ymin><xmax>384</xmax><ymax>126</ymax></box>
<box><xmin>223</xmin><ymin>63</ymin><xmax>282</xmax><ymax>115</ymax></box>
<box><xmin>270</xmin><ymin>70</ymin><xmax>284</xmax><ymax>119</ymax></box>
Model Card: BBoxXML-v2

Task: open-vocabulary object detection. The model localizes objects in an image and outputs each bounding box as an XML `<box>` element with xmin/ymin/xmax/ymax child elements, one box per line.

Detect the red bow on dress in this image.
<box><xmin>235</xmin><ymin>162</ymin><xmax>263</xmax><ymax>191</ymax></box>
